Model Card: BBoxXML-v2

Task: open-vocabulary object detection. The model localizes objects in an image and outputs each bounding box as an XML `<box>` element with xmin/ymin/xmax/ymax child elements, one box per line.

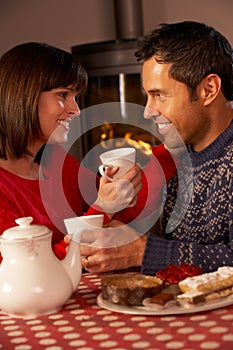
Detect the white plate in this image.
<box><xmin>97</xmin><ymin>293</ymin><xmax>233</xmax><ymax>315</ymax></box>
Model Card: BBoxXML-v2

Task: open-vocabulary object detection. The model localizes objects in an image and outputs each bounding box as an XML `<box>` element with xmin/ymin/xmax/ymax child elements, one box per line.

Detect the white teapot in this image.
<box><xmin>0</xmin><ymin>217</ymin><xmax>82</xmax><ymax>318</ymax></box>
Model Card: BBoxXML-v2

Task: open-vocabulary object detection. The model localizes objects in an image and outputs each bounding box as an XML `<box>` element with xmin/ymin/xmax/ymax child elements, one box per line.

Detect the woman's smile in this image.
<box><xmin>57</xmin><ymin>117</ymin><xmax>74</xmax><ymax>130</ymax></box>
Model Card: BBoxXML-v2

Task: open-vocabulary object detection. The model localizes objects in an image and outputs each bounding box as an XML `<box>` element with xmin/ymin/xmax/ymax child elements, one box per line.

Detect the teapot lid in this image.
<box><xmin>2</xmin><ymin>217</ymin><xmax>51</xmax><ymax>240</ymax></box>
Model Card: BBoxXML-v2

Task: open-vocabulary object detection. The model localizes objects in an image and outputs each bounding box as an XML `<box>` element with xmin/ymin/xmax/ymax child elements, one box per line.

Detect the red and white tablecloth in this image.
<box><xmin>1</xmin><ymin>272</ymin><xmax>233</xmax><ymax>350</ymax></box>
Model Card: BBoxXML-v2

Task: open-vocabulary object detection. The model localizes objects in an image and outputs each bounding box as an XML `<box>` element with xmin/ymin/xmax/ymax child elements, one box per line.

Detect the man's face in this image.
<box><xmin>142</xmin><ymin>57</ymin><xmax>210</xmax><ymax>152</ymax></box>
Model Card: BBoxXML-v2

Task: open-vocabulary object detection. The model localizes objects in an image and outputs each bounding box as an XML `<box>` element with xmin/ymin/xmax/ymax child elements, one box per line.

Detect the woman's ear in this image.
<box><xmin>200</xmin><ymin>74</ymin><xmax>222</xmax><ymax>106</ymax></box>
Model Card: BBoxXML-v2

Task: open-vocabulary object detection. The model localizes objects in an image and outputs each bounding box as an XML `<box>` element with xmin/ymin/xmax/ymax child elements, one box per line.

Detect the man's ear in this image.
<box><xmin>200</xmin><ymin>74</ymin><xmax>221</xmax><ymax>106</ymax></box>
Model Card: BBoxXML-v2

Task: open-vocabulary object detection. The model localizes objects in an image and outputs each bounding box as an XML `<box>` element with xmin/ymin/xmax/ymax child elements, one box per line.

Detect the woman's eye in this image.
<box><xmin>58</xmin><ymin>92</ymin><xmax>67</xmax><ymax>98</ymax></box>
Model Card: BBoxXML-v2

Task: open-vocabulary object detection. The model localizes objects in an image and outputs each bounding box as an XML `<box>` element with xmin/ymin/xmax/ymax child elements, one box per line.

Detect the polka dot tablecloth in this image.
<box><xmin>1</xmin><ymin>272</ymin><xmax>233</xmax><ymax>350</ymax></box>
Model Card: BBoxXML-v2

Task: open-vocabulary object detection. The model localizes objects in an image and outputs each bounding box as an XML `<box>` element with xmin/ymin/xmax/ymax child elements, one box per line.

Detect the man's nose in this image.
<box><xmin>143</xmin><ymin>97</ymin><xmax>160</xmax><ymax>119</ymax></box>
<box><xmin>143</xmin><ymin>106</ymin><xmax>160</xmax><ymax>119</ymax></box>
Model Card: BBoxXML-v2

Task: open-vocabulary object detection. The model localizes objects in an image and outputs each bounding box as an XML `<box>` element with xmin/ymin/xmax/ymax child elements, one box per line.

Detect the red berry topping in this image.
<box><xmin>155</xmin><ymin>263</ymin><xmax>202</xmax><ymax>284</ymax></box>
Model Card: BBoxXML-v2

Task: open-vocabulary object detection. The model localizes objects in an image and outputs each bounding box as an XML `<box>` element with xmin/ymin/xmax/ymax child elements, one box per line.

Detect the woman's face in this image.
<box><xmin>38</xmin><ymin>86</ymin><xmax>80</xmax><ymax>145</ymax></box>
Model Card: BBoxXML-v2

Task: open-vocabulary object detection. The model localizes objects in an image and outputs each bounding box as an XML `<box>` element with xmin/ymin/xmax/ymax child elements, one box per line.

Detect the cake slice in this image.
<box><xmin>149</xmin><ymin>292</ymin><xmax>174</xmax><ymax>306</ymax></box>
<box><xmin>177</xmin><ymin>291</ymin><xmax>205</xmax><ymax>305</ymax></box>
<box><xmin>178</xmin><ymin>266</ymin><xmax>233</xmax><ymax>295</ymax></box>
<box><xmin>101</xmin><ymin>273</ymin><xmax>163</xmax><ymax>306</ymax></box>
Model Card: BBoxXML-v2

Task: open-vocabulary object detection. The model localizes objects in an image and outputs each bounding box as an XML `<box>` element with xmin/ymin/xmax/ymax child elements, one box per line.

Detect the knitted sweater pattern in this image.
<box><xmin>142</xmin><ymin>121</ymin><xmax>233</xmax><ymax>274</ymax></box>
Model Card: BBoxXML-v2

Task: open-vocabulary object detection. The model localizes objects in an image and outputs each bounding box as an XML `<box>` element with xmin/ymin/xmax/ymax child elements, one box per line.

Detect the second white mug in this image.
<box><xmin>64</xmin><ymin>214</ymin><xmax>104</xmax><ymax>243</ymax></box>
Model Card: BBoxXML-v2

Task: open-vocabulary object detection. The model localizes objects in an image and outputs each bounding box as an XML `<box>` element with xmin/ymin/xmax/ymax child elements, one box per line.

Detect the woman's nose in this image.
<box><xmin>68</xmin><ymin>99</ymin><xmax>80</xmax><ymax>117</ymax></box>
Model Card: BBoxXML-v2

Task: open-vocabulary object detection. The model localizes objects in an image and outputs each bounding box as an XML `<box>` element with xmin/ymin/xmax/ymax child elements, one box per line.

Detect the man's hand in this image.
<box><xmin>80</xmin><ymin>220</ymin><xmax>146</xmax><ymax>273</ymax></box>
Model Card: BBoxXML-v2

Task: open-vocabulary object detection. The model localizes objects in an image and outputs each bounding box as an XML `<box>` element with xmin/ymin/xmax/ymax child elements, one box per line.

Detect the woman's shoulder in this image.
<box><xmin>41</xmin><ymin>144</ymin><xmax>80</xmax><ymax>170</ymax></box>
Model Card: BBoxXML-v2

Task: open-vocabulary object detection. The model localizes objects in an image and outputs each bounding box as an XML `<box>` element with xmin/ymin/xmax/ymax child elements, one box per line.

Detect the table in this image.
<box><xmin>1</xmin><ymin>272</ymin><xmax>233</xmax><ymax>350</ymax></box>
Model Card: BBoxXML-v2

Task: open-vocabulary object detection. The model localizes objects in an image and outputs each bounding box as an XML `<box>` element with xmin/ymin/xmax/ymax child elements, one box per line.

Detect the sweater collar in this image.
<box><xmin>187</xmin><ymin>119</ymin><xmax>233</xmax><ymax>164</ymax></box>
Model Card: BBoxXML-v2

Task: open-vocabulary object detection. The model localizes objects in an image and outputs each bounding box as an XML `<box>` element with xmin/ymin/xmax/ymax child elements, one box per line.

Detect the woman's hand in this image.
<box><xmin>95</xmin><ymin>164</ymin><xmax>142</xmax><ymax>216</ymax></box>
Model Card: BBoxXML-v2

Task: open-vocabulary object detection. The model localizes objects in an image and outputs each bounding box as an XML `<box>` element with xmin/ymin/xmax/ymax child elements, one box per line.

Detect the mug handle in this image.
<box><xmin>98</xmin><ymin>164</ymin><xmax>115</xmax><ymax>182</ymax></box>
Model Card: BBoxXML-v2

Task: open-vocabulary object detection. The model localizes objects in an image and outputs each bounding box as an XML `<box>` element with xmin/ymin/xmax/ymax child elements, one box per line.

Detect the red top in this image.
<box><xmin>0</xmin><ymin>144</ymin><xmax>176</xmax><ymax>261</ymax></box>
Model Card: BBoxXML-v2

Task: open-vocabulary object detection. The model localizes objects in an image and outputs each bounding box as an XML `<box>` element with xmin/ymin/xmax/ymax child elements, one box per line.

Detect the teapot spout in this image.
<box><xmin>61</xmin><ymin>239</ymin><xmax>82</xmax><ymax>291</ymax></box>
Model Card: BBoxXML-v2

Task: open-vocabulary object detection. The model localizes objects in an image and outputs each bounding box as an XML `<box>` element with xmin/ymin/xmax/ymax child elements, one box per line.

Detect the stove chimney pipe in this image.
<box><xmin>114</xmin><ymin>0</ymin><xmax>143</xmax><ymax>40</ymax></box>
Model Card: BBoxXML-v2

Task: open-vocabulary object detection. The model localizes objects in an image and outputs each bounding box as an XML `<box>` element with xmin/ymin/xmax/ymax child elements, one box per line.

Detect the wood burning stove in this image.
<box><xmin>70</xmin><ymin>0</ymin><xmax>159</xmax><ymax>171</ymax></box>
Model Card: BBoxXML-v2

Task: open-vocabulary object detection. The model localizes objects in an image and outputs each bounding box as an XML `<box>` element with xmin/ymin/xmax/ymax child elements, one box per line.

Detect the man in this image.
<box><xmin>135</xmin><ymin>21</ymin><xmax>233</xmax><ymax>273</ymax></box>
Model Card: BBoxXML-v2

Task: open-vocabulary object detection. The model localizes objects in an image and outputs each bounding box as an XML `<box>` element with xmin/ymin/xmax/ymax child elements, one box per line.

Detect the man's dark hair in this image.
<box><xmin>135</xmin><ymin>21</ymin><xmax>233</xmax><ymax>100</ymax></box>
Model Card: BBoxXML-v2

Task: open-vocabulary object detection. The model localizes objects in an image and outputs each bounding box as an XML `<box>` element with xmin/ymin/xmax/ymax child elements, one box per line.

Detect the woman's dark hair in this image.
<box><xmin>0</xmin><ymin>42</ymin><xmax>87</xmax><ymax>159</ymax></box>
<box><xmin>135</xmin><ymin>21</ymin><xmax>233</xmax><ymax>100</ymax></box>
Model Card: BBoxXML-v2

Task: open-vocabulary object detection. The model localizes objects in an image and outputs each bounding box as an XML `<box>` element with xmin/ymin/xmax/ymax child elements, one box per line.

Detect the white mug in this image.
<box><xmin>64</xmin><ymin>214</ymin><xmax>104</xmax><ymax>244</ymax></box>
<box><xmin>99</xmin><ymin>147</ymin><xmax>136</xmax><ymax>181</ymax></box>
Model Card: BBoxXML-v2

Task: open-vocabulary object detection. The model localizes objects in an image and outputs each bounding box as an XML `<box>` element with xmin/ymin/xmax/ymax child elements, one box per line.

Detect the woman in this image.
<box><xmin>0</xmin><ymin>42</ymin><xmax>143</xmax><ymax>262</ymax></box>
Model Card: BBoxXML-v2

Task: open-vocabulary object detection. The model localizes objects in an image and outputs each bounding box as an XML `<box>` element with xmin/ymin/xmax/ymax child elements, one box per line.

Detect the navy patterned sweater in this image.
<box><xmin>142</xmin><ymin>120</ymin><xmax>233</xmax><ymax>274</ymax></box>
